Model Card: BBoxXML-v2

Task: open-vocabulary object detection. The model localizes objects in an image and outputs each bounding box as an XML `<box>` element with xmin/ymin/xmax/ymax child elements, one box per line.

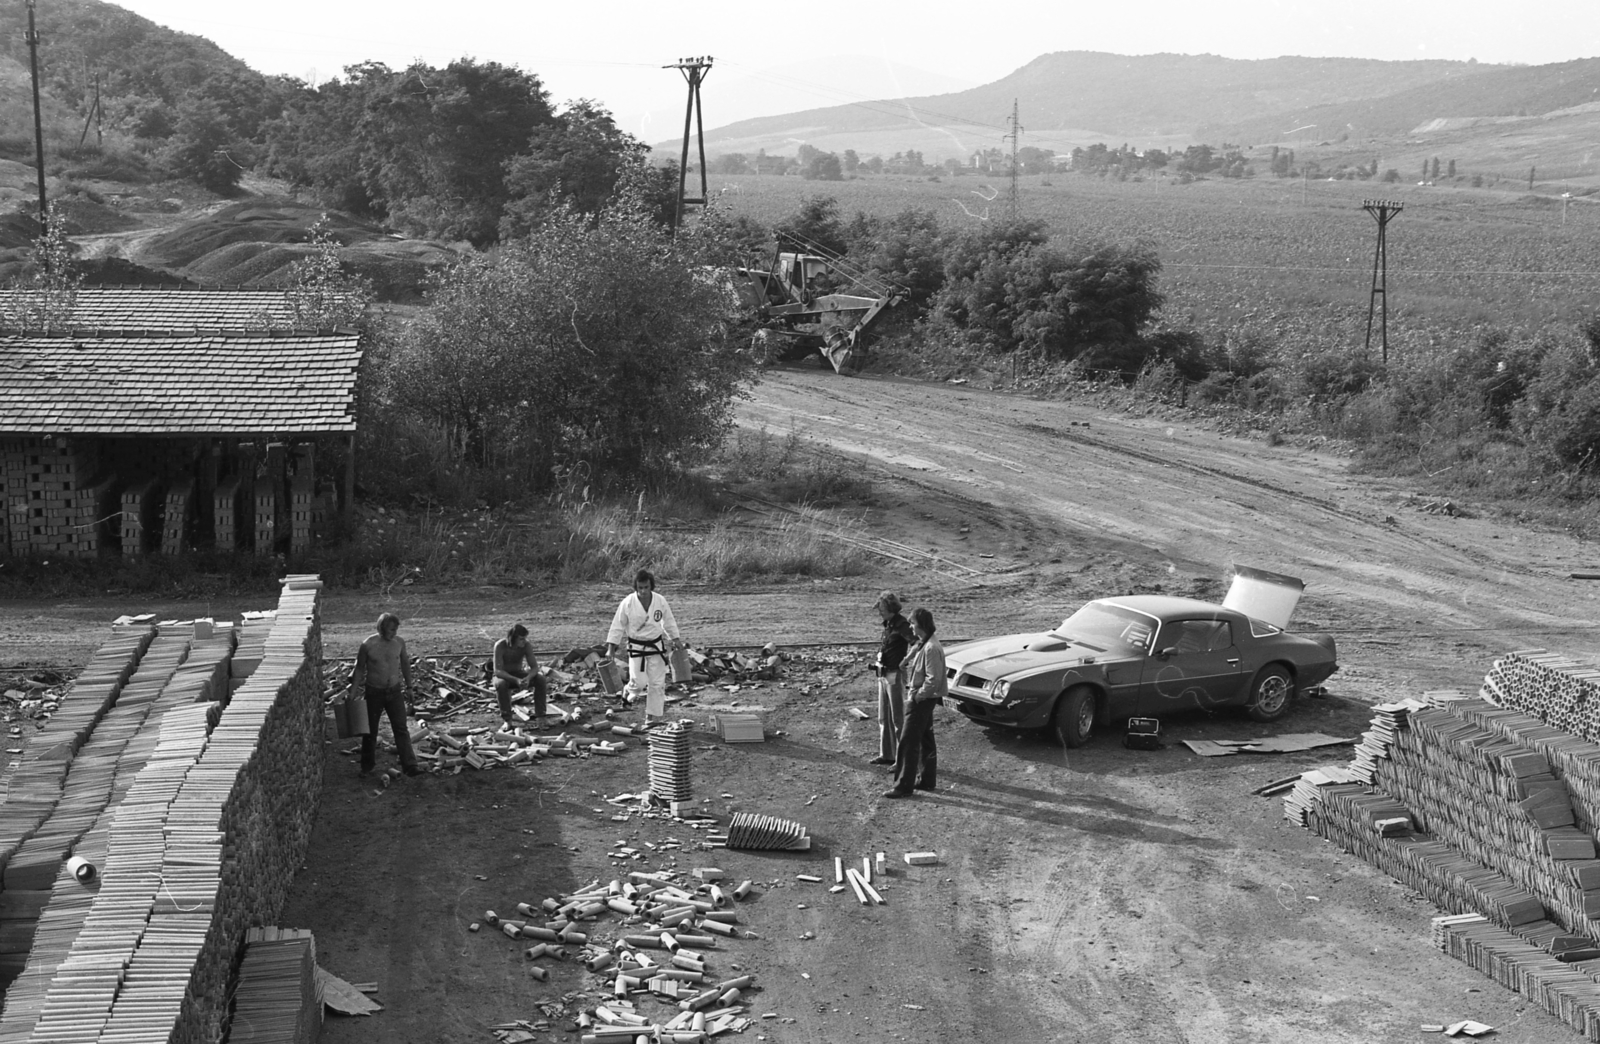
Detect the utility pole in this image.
<box><xmin>25</xmin><ymin>0</ymin><xmax>48</xmax><ymax>241</ymax></box>
<box><xmin>1003</xmin><ymin>99</ymin><xmax>1022</xmax><ymax>220</ymax></box>
<box><xmin>1362</xmin><ymin>198</ymin><xmax>1403</xmax><ymax>364</ymax></box>
<box><xmin>77</xmin><ymin>71</ymin><xmax>102</xmax><ymax>151</ymax></box>
<box><xmin>665</xmin><ymin>56</ymin><xmax>712</xmax><ymax>234</ymax></box>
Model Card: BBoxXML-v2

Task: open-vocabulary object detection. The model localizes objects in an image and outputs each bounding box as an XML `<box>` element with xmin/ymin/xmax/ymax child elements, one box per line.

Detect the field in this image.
<box><xmin>712</xmin><ymin>170</ymin><xmax>1600</xmax><ymax>348</ymax></box>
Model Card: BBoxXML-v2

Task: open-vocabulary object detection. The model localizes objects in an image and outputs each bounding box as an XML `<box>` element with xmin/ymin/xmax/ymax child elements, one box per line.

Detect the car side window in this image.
<box><xmin>1164</xmin><ymin>620</ymin><xmax>1231</xmax><ymax>654</ymax></box>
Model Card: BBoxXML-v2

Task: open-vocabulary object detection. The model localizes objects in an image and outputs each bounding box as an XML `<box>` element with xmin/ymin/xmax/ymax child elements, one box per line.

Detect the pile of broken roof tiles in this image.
<box><xmin>1289</xmin><ymin>650</ymin><xmax>1600</xmax><ymax>1039</ymax></box>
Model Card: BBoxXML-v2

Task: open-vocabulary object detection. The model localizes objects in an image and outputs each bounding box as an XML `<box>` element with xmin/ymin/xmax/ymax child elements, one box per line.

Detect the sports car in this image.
<box><xmin>941</xmin><ymin>568</ymin><xmax>1338</xmax><ymax>747</ymax></box>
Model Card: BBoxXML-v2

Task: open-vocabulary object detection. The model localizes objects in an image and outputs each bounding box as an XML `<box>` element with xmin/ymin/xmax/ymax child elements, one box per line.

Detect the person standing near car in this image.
<box><xmin>885</xmin><ymin>607</ymin><xmax>944</xmax><ymax>798</ymax></box>
<box><xmin>869</xmin><ymin>591</ymin><xmax>915</xmax><ymax>766</ymax></box>
<box><xmin>605</xmin><ymin>569</ymin><xmax>682</xmax><ymax>724</ymax></box>
<box><xmin>352</xmin><ymin>612</ymin><xmax>421</xmax><ymax>778</ymax></box>
<box><xmin>493</xmin><ymin>623</ymin><xmax>548</xmax><ymax>727</ymax></box>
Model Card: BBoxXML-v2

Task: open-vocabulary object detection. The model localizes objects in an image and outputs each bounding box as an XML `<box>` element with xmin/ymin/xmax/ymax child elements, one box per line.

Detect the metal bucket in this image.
<box><xmin>598</xmin><ymin>658</ymin><xmax>626</xmax><ymax>695</ymax></box>
<box><xmin>670</xmin><ymin>646</ymin><xmax>693</xmax><ymax>684</ymax></box>
<box><xmin>333</xmin><ymin>695</ymin><xmax>369</xmax><ymax>738</ymax></box>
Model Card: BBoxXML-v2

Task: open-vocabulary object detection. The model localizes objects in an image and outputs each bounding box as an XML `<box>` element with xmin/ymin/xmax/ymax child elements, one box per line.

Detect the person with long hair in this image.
<box><xmin>352</xmin><ymin>612</ymin><xmax>421</xmax><ymax>778</ymax></box>
<box><xmin>493</xmin><ymin>623</ymin><xmax>548</xmax><ymax>726</ymax></box>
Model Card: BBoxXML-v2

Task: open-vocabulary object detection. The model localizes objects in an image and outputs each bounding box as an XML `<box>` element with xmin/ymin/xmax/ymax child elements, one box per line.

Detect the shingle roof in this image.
<box><xmin>0</xmin><ymin>287</ymin><xmax>346</xmax><ymax>332</ymax></box>
<box><xmin>0</xmin><ymin>333</ymin><xmax>362</xmax><ymax>435</ymax></box>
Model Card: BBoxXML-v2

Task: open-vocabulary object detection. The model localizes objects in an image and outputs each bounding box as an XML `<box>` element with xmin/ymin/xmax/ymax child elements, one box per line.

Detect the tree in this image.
<box><xmin>385</xmin><ymin>168</ymin><xmax>758</xmax><ymax>489</ymax></box>
<box><xmin>2</xmin><ymin>203</ymin><xmax>81</xmax><ymax>332</ymax></box>
<box><xmin>801</xmin><ymin>151</ymin><xmax>842</xmax><ymax>181</ymax></box>
<box><xmin>842</xmin><ymin>150</ymin><xmax>860</xmax><ymax>174</ymax></box>
<box><xmin>163</xmin><ymin>98</ymin><xmax>246</xmax><ymax>193</ymax></box>
<box><xmin>500</xmin><ymin>100</ymin><xmax>647</xmax><ymax>239</ymax></box>
<box><xmin>774</xmin><ymin>196</ymin><xmax>847</xmax><ymax>256</ymax></box>
<box><xmin>276</xmin><ymin>216</ymin><xmax>373</xmax><ymax>330</ymax></box>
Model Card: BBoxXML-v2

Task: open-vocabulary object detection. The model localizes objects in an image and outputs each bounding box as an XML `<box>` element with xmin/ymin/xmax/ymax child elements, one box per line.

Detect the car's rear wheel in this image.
<box><xmin>1246</xmin><ymin>664</ymin><xmax>1294</xmax><ymax>722</ymax></box>
<box><xmin>1053</xmin><ymin>686</ymin><xmax>1097</xmax><ymax>748</ymax></box>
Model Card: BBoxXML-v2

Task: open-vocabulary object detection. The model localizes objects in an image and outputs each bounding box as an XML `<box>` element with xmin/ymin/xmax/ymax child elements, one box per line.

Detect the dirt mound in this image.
<box><xmin>52</xmin><ymin>197</ymin><xmax>141</xmax><ymax>236</ymax></box>
<box><xmin>129</xmin><ymin>196</ymin><xmax>452</xmax><ymax>300</ymax></box>
<box><xmin>77</xmin><ymin>256</ymin><xmax>191</xmax><ymax>287</ymax></box>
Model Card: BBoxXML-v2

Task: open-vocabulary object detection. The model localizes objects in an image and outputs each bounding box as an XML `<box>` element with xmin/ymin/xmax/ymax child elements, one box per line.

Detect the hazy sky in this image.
<box><xmin>110</xmin><ymin>0</ymin><xmax>1597</xmax><ymax>138</ymax></box>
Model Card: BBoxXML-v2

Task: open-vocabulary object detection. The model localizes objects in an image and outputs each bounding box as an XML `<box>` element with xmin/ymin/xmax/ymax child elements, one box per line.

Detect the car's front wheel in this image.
<box><xmin>1053</xmin><ymin>686</ymin><xmax>1097</xmax><ymax>748</ymax></box>
<box><xmin>1245</xmin><ymin>664</ymin><xmax>1294</xmax><ymax>722</ymax></box>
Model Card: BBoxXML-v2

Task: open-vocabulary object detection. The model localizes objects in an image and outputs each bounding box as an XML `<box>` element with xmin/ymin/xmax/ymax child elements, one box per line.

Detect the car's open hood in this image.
<box><xmin>945</xmin><ymin>632</ymin><xmax>1103</xmax><ymax>679</ymax></box>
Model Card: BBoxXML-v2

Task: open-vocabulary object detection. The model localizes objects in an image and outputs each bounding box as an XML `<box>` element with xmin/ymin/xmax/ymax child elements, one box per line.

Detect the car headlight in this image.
<box><xmin>991</xmin><ymin>679</ymin><xmax>1011</xmax><ymax>700</ymax></box>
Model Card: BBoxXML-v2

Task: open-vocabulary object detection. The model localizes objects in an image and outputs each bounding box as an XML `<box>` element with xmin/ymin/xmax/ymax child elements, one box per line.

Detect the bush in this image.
<box><xmin>378</xmin><ymin>166</ymin><xmax>760</xmax><ymax>499</ymax></box>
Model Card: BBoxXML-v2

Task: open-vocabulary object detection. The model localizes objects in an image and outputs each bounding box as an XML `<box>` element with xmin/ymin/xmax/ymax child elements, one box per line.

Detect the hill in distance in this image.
<box><xmin>685</xmin><ymin>51</ymin><xmax>1508</xmax><ymax>160</ymax></box>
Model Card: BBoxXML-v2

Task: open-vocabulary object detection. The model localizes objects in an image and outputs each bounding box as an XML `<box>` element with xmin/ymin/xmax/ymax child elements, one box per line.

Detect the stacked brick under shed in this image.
<box><xmin>1290</xmin><ymin>651</ymin><xmax>1600</xmax><ymax>1039</ymax></box>
<box><xmin>0</xmin><ymin>288</ymin><xmax>362</xmax><ymax>557</ymax></box>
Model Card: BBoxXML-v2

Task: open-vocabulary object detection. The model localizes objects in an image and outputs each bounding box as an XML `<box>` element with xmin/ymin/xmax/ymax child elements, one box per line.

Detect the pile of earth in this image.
<box><xmin>136</xmin><ymin>198</ymin><xmax>458</xmax><ymax>302</ymax></box>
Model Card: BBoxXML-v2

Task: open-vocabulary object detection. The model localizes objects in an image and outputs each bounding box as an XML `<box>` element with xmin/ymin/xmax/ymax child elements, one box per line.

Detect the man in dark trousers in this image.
<box><xmin>352</xmin><ymin>612</ymin><xmax>422</xmax><ymax>777</ymax></box>
<box><xmin>885</xmin><ymin>607</ymin><xmax>944</xmax><ymax>798</ymax></box>
<box><xmin>493</xmin><ymin>623</ymin><xmax>548</xmax><ymax>726</ymax></box>
<box><xmin>869</xmin><ymin>591</ymin><xmax>915</xmax><ymax>766</ymax></box>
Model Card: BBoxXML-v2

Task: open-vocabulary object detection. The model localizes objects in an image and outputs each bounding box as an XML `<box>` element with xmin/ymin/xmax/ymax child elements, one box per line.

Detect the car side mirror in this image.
<box><xmin>1157</xmin><ymin>647</ymin><xmax>1177</xmax><ymax>660</ymax></box>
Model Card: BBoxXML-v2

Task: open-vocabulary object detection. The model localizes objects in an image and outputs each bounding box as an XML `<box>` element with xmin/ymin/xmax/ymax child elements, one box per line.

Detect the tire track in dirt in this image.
<box><xmin>741</xmin><ymin>370</ymin><xmax>1600</xmax><ymax>646</ymax></box>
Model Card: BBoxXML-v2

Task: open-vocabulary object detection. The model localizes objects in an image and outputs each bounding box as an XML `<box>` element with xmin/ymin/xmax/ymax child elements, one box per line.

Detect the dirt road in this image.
<box><xmin>9</xmin><ymin>368</ymin><xmax>1600</xmax><ymax>1042</ymax></box>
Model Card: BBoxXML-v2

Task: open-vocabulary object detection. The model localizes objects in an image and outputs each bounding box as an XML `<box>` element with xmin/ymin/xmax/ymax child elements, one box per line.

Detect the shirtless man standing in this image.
<box><xmin>352</xmin><ymin>612</ymin><xmax>421</xmax><ymax>777</ymax></box>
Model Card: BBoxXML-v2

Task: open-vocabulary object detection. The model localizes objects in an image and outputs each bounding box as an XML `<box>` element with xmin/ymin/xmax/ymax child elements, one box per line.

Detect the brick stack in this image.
<box><xmin>213</xmin><ymin>478</ymin><xmax>242</xmax><ymax>552</ymax></box>
<box><xmin>120</xmin><ymin>480</ymin><xmax>160</xmax><ymax>556</ymax></box>
<box><xmin>0</xmin><ymin>440</ymin><xmax>105</xmax><ymax>558</ymax></box>
<box><xmin>253</xmin><ymin>477</ymin><xmax>277</xmax><ymax>555</ymax></box>
<box><xmin>0</xmin><ymin>576</ymin><xmax>325</xmax><ymax>1044</ymax></box>
<box><xmin>288</xmin><ymin>477</ymin><xmax>314</xmax><ymax>554</ymax></box>
<box><xmin>161</xmin><ymin>480</ymin><xmax>193</xmax><ymax>555</ymax></box>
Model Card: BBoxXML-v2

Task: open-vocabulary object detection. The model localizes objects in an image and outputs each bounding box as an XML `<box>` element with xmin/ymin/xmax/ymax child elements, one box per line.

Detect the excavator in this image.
<box><xmin>730</xmin><ymin>233</ymin><xmax>903</xmax><ymax>375</ymax></box>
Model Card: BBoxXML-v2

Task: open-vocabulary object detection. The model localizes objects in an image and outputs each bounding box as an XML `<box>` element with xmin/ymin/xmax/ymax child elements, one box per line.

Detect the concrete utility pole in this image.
<box><xmin>1003</xmin><ymin>100</ymin><xmax>1022</xmax><ymax>220</ymax></box>
<box><xmin>666</xmin><ymin>56</ymin><xmax>713</xmax><ymax>234</ymax></box>
<box><xmin>1362</xmin><ymin>198</ymin><xmax>1403</xmax><ymax>364</ymax></box>
<box><xmin>25</xmin><ymin>0</ymin><xmax>48</xmax><ymax>240</ymax></box>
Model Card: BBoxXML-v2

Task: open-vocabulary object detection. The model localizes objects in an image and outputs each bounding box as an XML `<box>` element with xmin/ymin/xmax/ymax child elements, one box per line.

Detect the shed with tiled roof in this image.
<box><xmin>0</xmin><ymin>289</ymin><xmax>366</xmax><ymax>559</ymax></box>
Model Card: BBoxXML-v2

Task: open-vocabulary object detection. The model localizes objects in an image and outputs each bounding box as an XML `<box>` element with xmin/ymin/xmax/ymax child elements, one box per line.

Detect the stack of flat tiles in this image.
<box><xmin>1350</xmin><ymin>698</ymin><xmax>1428</xmax><ymax>783</ymax></box>
<box><xmin>161</xmin><ymin>481</ymin><xmax>193</xmax><ymax>556</ymax></box>
<box><xmin>1283</xmin><ymin>766</ymin><xmax>1358</xmax><ymax>826</ymax></box>
<box><xmin>213</xmin><ymin>478</ymin><xmax>242</xmax><ymax>553</ymax></box>
<box><xmin>1485</xmin><ymin>650</ymin><xmax>1600</xmax><ymax>748</ymax></box>
<box><xmin>227</xmin><ymin>928</ymin><xmax>319</xmax><ymax>1044</ymax></box>
<box><xmin>1288</xmin><ymin>661</ymin><xmax>1600</xmax><ymax>1038</ymax></box>
<box><xmin>646</xmin><ymin>725</ymin><xmax>692</xmax><ymax>802</ymax></box>
<box><xmin>0</xmin><ymin>623</ymin><xmax>236</xmax><ymax>1031</ymax></box>
<box><xmin>1434</xmin><ymin>914</ymin><xmax>1600</xmax><ymax>1040</ymax></box>
<box><xmin>717</xmin><ymin>812</ymin><xmax>810</xmax><ymax>851</ymax></box>
<box><xmin>0</xmin><ymin>576</ymin><xmax>325</xmax><ymax>1044</ymax></box>
<box><xmin>252</xmin><ymin>478</ymin><xmax>276</xmax><ymax>556</ymax></box>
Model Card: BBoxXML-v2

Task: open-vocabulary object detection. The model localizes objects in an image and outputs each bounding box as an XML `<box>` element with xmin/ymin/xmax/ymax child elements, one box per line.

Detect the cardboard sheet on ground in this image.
<box><xmin>1181</xmin><ymin>733</ymin><xmax>1357</xmax><ymax>757</ymax></box>
<box><xmin>317</xmin><ymin>967</ymin><xmax>382</xmax><ymax>1015</ymax></box>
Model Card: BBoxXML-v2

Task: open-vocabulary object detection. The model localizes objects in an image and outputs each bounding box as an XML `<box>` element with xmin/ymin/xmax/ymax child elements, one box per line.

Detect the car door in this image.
<box><xmin>1138</xmin><ymin>619</ymin><xmax>1245</xmax><ymax>715</ymax></box>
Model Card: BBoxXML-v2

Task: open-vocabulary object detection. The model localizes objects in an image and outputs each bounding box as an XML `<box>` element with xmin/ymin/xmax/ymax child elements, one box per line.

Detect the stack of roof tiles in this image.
<box><xmin>0</xmin><ymin>575</ymin><xmax>327</xmax><ymax>1044</ymax></box>
<box><xmin>1290</xmin><ymin>659</ymin><xmax>1600</xmax><ymax>1040</ymax></box>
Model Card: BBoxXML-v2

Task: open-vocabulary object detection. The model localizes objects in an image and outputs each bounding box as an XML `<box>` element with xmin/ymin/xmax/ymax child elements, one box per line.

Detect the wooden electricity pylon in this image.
<box><xmin>666</xmin><ymin>56</ymin><xmax>713</xmax><ymax>233</ymax></box>
<box><xmin>25</xmin><ymin>0</ymin><xmax>47</xmax><ymax>238</ymax></box>
<box><xmin>1362</xmin><ymin>198</ymin><xmax>1403</xmax><ymax>364</ymax></box>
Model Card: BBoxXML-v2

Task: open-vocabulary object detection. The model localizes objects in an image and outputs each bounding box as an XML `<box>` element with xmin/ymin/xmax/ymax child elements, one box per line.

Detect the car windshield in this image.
<box><xmin>1052</xmin><ymin>602</ymin><xmax>1157</xmax><ymax>656</ymax></box>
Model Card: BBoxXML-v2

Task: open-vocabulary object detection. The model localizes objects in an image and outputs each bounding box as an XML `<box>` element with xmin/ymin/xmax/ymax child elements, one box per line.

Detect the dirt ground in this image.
<box><xmin>8</xmin><ymin>367</ymin><xmax>1600</xmax><ymax>1042</ymax></box>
